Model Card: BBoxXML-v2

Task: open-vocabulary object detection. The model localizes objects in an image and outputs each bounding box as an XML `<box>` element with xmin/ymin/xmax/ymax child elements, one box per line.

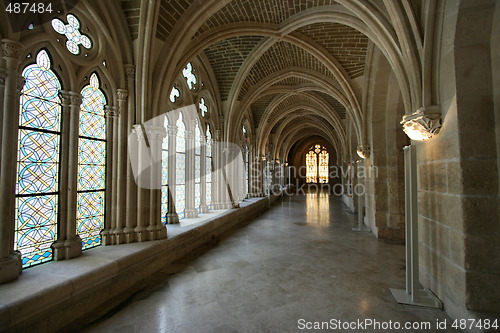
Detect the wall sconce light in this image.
<box><xmin>401</xmin><ymin>107</ymin><xmax>441</xmax><ymax>141</ymax></box>
<box><xmin>356</xmin><ymin>145</ymin><xmax>371</xmax><ymax>159</ymax></box>
<box><xmin>261</xmin><ymin>156</ymin><xmax>266</xmax><ymax>161</ymax></box>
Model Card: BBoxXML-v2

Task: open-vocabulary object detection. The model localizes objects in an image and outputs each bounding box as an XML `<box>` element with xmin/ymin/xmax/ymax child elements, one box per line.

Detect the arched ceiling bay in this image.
<box><xmin>118</xmin><ymin>0</ymin><xmax>426</xmax><ymax>159</ymax></box>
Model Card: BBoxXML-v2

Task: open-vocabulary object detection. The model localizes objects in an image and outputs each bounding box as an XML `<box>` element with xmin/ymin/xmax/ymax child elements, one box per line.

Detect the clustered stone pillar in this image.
<box><xmin>145</xmin><ymin>124</ymin><xmax>167</xmax><ymax>240</ymax></box>
<box><xmin>212</xmin><ymin>130</ymin><xmax>222</xmax><ymax>209</ymax></box>
<box><xmin>124</xmin><ymin>65</ymin><xmax>137</xmax><ymax>242</ymax></box>
<box><xmin>184</xmin><ymin>120</ymin><xmax>198</xmax><ymax>218</ymax></box>
<box><xmin>0</xmin><ymin>39</ymin><xmax>24</xmax><ymax>283</ymax></box>
<box><xmin>102</xmin><ymin>106</ymin><xmax>119</xmax><ymax>244</ymax></box>
<box><xmin>199</xmin><ymin>133</ymin><xmax>209</xmax><ymax>213</ymax></box>
<box><xmin>113</xmin><ymin>89</ymin><xmax>129</xmax><ymax>244</ymax></box>
<box><xmin>53</xmin><ymin>91</ymin><xmax>83</xmax><ymax>259</ymax></box>
<box><xmin>132</xmin><ymin>124</ymin><xmax>149</xmax><ymax>241</ymax></box>
<box><xmin>166</xmin><ymin>121</ymin><xmax>179</xmax><ymax>224</ymax></box>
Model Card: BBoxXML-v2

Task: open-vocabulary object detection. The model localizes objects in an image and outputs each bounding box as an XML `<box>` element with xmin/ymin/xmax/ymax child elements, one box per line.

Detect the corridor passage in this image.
<box><xmin>84</xmin><ymin>192</ymin><xmax>451</xmax><ymax>333</ymax></box>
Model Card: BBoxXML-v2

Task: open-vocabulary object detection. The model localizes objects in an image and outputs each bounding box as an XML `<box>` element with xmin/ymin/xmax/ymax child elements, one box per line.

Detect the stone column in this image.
<box><xmin>199</xmin><ymin>133</ymin><xmax>209</xmax><ymax>213</ymax></box>
<box><xmin>184</xmin><ymin>121</ymin><xmax>198</xmax><ymax>218</ymax></box>
<box><xmin>166</xmin><ymin>124</ymin><xmax>179</xmax><ymax>224</ymax></box>
<box><xmin>0</xmin><ymin>68</ymin><xmax>6</xmax><ymax>148</ymax></box>
<box><xmin>0</xmin><ymin>40</ymin><xmax>24</xmax><ymax>283</ymax></box>
<box><xmin>145</xmin><ymin>124</ymin><xmax>167</xmax><ymax>239</ymax></box>
<box><xmin>124</xmin><ymin>65</ymin><xmax>137</xmax><ymax>243</ymax></box>
<box><xmin>212</xmin><ymin>130</ymin><xmax>222</xmax><ymax>209</ymax></box>
<box><xmin>132</xmin><ymin>124</ymin><xmax>149</xmax><ymax>241</ymax></box>
<box><xmin>53</xmin><ymin>91</ymin><xmax>82</xmax><ymax>260</ymax></box>
<box><xmin>222</xmin><ymin>144</ymin><xmax>234</xmax><ymax>209</ymax></box>
<box><xmin>102</xmin><ymin>107</ymin><xmax>119</xmax><ymax>244</ymax></box>
<box><xmin>112</xmin><ymin>89</ymin><xmax>128</xmax><ymax>244</ymax></box>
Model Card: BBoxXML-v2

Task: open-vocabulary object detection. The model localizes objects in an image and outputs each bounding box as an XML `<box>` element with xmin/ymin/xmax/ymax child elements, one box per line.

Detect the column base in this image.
<box><xmin>0</xmin><ymin>252</ymin><xmax>22</xmax><ymax>284</ymax></box>
<box><xmin>112</xmin><ymin>228</ymin><xmax>125</xmax><ymax>245</ymax></box>
<box><xmin>52</xmin><ymin>237</ymin><xmax>82</xmax><ymax>260</ymax></box>
<box><xmin>123</xmin><ymin>227</ymin><xmax>136</xmax><ymax>244</ymax></box>
<box><xmin>200</xmin><ymin>205</ymin><xmax>209</xmax><ymax>214</ymax></box>
<box><xmin>167</xmin><ymin>213</ymin><xmax>179</xmax><ymax>224</ymax></box>
<box><xmin>222</xmin><ymin>202</ymin><xmax>233</xmax><ymax>209</ymax></box>
<box><xmin>185</xmin><ymin>209</ymin><xmax>198</xmax><ymax>218</ymax></box>
<box><xmin>147</xmin><ymin>225</ymin><xmax>167</xmax><ymax>240</ymax></box>
<box><xmin>134</xmin><ymin>226</ymin><xmax>149</xmax><ymax>242</ymax></box>
<box><xmin>101</xmin><ymin>229</ymin><xmax>113</xmax><ymax>245</ymax></box>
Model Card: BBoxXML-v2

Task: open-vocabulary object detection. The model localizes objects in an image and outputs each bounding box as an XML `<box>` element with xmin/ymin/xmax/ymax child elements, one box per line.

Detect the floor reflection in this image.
<box><xmin>306</xmin><ymin>187</ymin><xmax>330</xmax><ymax>226</ymax></box>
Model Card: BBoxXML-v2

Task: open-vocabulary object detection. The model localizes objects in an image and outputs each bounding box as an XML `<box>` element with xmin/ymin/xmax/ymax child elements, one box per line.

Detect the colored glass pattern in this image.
<box><xmin>52</xmin><ymin>14</ymin><xmax>92</xmax><ymax>55</ymax></box>
<box><xmin>77</xmin><ymin>73</ymin><xmax>106</xmax><ymax>250</ymax></box>
<box><xmin>176</xmin><ymin>115</ymin><xmax>186</xmax><ymax>219</ymax></box>
<box><xmin>15</xmin><ymin>49</ymin><xmax>61</xmax><ymax>267</ymax></box>
<box><xmin>306</xmin><ymin>145</ymin><xmax>329</xmax><ymax>184</ymax></box>
<box><xmin>319</xmin><ymin>151</ymin><xmax>329</xmax><ymax>183</ymax></box>
<box><xmin>306</xmin><ymin>151</ymin><xmax>317</xmax><ymax>183</ymax></box>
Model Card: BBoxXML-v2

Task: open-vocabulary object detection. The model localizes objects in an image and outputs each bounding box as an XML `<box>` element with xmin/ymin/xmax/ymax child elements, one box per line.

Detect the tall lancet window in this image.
<box><xmin>195</xmin><ymin>123</ymin><xmax>202</xmax><ymax>212</ymax></box>
<box><xmin>77</xmin><ymin>73</ymin><xmax>107</xmax><ymax>249</ymax></box>
<box><xmin>176</xmin><ymin>114</ymin><xmax>186</xmax><ymax>219</ymax></box>
<box><xmin>206</xmin><ymin>125</ymin><xmax>212</xmax><ymax>209</ymax></box>
<box><xmin>161</xmin><ymin>115</ymin><xmax>169</xmax><ymax>224</ymax></box>
<box><xmin>305</xmin><ymin>145</ymin><xmax>329</xmax><ymax>184</ymax></box>
<box><xmin>15</xmin><ymin>49</ymin><xmax>61</xmax><ymax>267</ymax></box>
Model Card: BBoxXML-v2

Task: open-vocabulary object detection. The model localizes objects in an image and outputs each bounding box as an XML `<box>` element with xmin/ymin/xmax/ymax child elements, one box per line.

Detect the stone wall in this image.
<box><xmin>418</xmin><ymin>0</ymin><xmax>500</xmax><ymax>318</ymax></box>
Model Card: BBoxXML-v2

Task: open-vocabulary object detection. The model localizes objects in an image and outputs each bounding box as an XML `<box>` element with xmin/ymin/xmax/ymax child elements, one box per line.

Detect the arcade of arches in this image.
<box><xmin>0</xmin><ymin>0</ymin><xmax>499</xmax><ymax>331</ymax></box>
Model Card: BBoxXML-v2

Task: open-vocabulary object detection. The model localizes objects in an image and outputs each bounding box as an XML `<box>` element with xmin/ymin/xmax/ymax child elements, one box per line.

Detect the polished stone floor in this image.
<box><xmin>84</xmin><ymin>192</ymin><xmax>453</xmax><ymax>333</ymax></box>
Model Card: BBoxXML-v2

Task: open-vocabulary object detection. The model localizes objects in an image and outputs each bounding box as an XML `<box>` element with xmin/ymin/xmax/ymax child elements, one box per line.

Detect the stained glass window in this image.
<box><xmin>306</xmin><ymin>145</ymin><xmax>329</xmax><ymax>184</ymax></box>
<box><xmin>170</xmin><ymin>86</ymin><xmax>180</xmax><ymax>103</ymax></box>
<box><xmin>77</xmin><ymin>73</ymin><xmax>106</xmax><ymax>250</ymax></box>
<box><xmin>176</xmin><ymin>114</ymin><xmax>186</xmax><ymax>219</ymax></box>
<box><xmin>182</xmin><ymin>62</ymin><xmax>197</xmax><ymax>90</ymax></box>
<box><xmin>306</xmin><ymin>151</ymin><xmax>317</xmax><ymax>183</ymax></box>
<box><xmin>243</xmin><ymin>125</ymin><xmax>247</xmax><ymax>135</ymax></box>
<box><xmin>319</xmin><ymin>150</ymin><xmax>329</xmax><ymax>183</ymax></box>
<box><xmin>206</xmin><ymin>125</ymin><xmax>212</xmax><ymax>208</ymax></box>
<box><xmin>15</xmin><ymin>49</ymin><xmax>61</xmax><ymax>268</ymax></box>
<box><xmin>195</xmin><ymin>124</ymin><xmax>201</xmax><ymax>212</ymax></box>
<box><xmin>52</xmin><ymin>14</ymin><xmax>92</xmax><ymax>55</ymax></box>
<box><xmin>161</xmin><ymin>115</ymin><xmax>169</xmax><ymax>224</ymax></box>
<box><xmin>199</xmin><ymin>97</ymin><xmax>208</xmax><ymax>117</ymax></box>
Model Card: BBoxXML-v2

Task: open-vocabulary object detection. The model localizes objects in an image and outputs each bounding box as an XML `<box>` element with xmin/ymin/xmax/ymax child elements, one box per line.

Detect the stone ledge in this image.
<box><xmin>0</xmin><ymin>194</ymin><xmax>282</xmax><ymax>333</ymax></box>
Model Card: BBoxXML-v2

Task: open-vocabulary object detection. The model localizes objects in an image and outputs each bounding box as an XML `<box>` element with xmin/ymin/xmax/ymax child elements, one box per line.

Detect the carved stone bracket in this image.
<box><xmin>401</xmin><ymin>106</ymin><xmax>441</xmax><ymax>141</ymax></box>
<box><xmin>356</xmin><ymin>144</ymin><xmax>371</xmax><ymax>159</ymax></box>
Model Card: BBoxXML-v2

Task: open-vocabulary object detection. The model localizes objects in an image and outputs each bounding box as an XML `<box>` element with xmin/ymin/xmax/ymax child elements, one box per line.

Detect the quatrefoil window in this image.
<box><xmin>52</xmin><ymin>14</ymin><xmax>92</xmax><ymax>55</ymax></box>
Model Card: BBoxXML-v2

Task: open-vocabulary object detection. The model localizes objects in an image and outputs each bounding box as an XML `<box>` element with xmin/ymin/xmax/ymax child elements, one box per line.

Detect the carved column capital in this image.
<box><xmin>104</xmin><ymin>106</ymin><xmax>120</xmax><ymax>119</ymax></box>
<box><xmin>167</xmin><ymin>125</ymin><xmax>177</xmax><ymax>137</ymax></box>
<box><xmin>124</xmin><ymin>65</ymin><xmax>135</xmax><ymax>80</ymax></box>
<box><xmin>117</xmin><ymin>89</ymin><xmax>128</xmax><ymax>101</ymax></box>
<box><xmin>1</xmin><ymin>39</ymin><xmax>24</xmax><ymax>61</ymax></box>
<box><xmin>144</xmin><ymin>125</ymin><xmax>167</xmax><ymax>142</ymax></box>
<box><xmin>59</xmin><ymin>91</ymin><xmax>82</xmax><ymax>107</ymax></box>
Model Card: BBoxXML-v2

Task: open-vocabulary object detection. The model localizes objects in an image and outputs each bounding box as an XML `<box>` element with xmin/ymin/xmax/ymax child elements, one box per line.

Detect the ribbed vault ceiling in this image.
<box><xmin>119</xmin><ymin>0</ymin><xmax>373</xmax><ymax>156</ymax></box>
